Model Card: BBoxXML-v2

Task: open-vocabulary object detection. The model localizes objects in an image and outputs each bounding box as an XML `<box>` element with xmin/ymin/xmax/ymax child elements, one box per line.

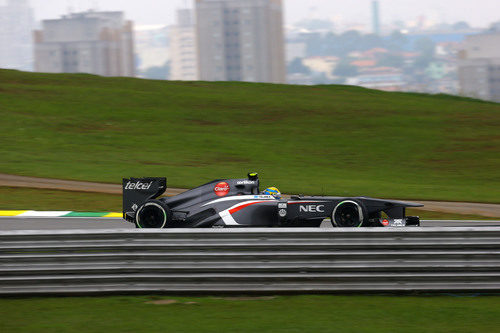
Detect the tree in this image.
<box><xmin>386</xmin><ymin>30</ymin><xmax>408</xmax><ymax>51</ymax></box>
<box><xmin>413</xmin><ymin>55</ymin><xmax>432</xmax><ymax>71</ymax></box>
<box><xmin>333</xmin><ymin>59</ymin><xmax>358</xmax><ymax>77</ymax></box>
<box><xmin>377</xmin><ymin>54</ymin><xmax>405</xmax><ymax>68</ymax></box>
<box><xmin>141</xmin><ymin>61</ymin><xmax>170</xmax><ymax>80</ymax></box>
<box><xmin>311</xmin><ymin>72</ymin><xmax>331</xmax><ymax>85</ymax></box>
<box><xmin>295</xmin><ymin>19</ymin><xmax>334</xmax><ymax>31</ymax></box>
<box><xmin>452</xmin><ymin>21</ymin><xmax>470</xmax><ymax>31</ymax></box>
<box><xmin>414</xmin><ymin>37</ymin><xmax>435</xmax><ymax>58</ymax></box>
<box><xmin>287</xmin><ymin>58</ymin><xmax>311</xmax><ymax>74</ymax></box>
<box><xmin>361</xmin><ymin>34</ymin><xmax>384</xmax><ymax>50</ymax></box>
<box><xmin>304</xmin><ymin>32</ymin><xmax>325</xmax><ymax>57</ymax></box>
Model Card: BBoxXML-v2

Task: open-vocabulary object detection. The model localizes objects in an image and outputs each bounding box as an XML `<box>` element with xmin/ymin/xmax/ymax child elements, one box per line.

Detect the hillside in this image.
<box><xmin>0</xmin><ymin>69</ymin><xmax>499</xmax><ymax>202</ymax></box>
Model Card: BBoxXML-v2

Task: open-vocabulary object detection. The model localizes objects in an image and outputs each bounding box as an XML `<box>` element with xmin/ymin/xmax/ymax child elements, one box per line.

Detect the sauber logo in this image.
<box><xmin>236</xmin><ymin>180</ymin><xmax>255</xmax><ymax>185</ymax></box>
<box><xmin>214</xmin><ymin>182</ymin><xmax>230</xmax><ymax>197</ymax></box>
<box><xmin>299</xmin><ymin>205</ymin><xmax>325</xmax><ymax>213</ymax></box>
<box><xmin>392</xmin><ymin>219</ymin><xmax>405</xmax><ymax>226</ymax></box>
<box><xmin>125</xmin><ymin>181</ymin><xmax>153</xmax><ymax>190</ymax></box>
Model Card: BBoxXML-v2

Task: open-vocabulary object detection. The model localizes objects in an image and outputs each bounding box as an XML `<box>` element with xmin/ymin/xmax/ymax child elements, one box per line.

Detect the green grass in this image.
<box><xmin>0</xmin><ymin>187</ymin><xmax>497</xmax><ymax>220</ymax></box>
<box><xmin>0</xmin><ymin>187</ymin><xmax>121</xmax><ymax>212</ymax></box>
<box><xmin>1</xmin><ymin>69</ymin><xmax>499</xmax><ymax>202</ymax></box>
<box><xmin>405</xmin><ymin>208</ymin><xmax>499</xmax><ymax>220</ymax></box>
<box><xmin>1</xmin><ymin>295</ymin><xmax>499</xmax><ymax>333</ymax></box>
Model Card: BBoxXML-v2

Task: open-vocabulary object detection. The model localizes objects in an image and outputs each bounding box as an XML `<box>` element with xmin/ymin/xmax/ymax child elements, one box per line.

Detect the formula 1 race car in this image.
<box><xmin>123</xmin><ymin>173</ymin><xmax>422</xmax><ymax>228</ymax></box>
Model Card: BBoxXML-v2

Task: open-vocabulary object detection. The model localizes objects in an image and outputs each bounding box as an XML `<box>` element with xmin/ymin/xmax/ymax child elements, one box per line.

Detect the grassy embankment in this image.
<box><xmin>1</xmin><ymin>69</ymin><xmax>499</xmax><ymax>203</ymax></box>
<box><xmin>1</xmin><ymin>295</ymin><xmax>500</xmax><ymax>333</ymax></box>
<box><xmin>1</xmin><ymin>186</ymin><xmax>497</xmax><ymax>220</ymax></box>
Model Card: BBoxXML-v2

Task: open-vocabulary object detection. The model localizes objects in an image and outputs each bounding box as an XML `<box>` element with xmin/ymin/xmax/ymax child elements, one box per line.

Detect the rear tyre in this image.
<box><xmin>332</xmin><ymin>200</ymin><xmax>367</xmax><ymax>228</ymax></box>
<box><xmin>135</xmin><ymin>200</ymin><xmax>171</xmax><ymax>229</ymax></box>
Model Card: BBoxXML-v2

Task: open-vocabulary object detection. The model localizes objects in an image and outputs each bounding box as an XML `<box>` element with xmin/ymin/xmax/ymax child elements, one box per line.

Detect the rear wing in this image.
<box><xmin>122</xmin><ymin>177</ymin><xmax>166</xmax><ymax>221</ymax></box>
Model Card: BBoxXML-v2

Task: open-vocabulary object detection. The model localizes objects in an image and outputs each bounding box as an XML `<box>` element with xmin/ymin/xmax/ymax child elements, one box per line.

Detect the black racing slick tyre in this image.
<box><xmin>135</xmin><ymin>200</ymin><xmax>172</xmax><ymax>229</ymax></box>
<box><xmin>331</xmin><ymin>200</ymin><xmax>367</xmax><ymax>228</ymax></box>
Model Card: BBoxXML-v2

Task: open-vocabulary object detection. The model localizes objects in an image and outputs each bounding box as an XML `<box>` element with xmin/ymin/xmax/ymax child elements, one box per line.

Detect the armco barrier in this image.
<box><xmin>1</xmin><ymin>227</ymin><xmax>500</xmax><ymax>295</ymax></box>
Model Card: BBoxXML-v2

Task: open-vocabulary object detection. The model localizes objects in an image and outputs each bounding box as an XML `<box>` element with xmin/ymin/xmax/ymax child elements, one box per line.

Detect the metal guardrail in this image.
<box><xmin>1</xmin><ymin>227</ymin><xmax>500</xmax><ymax>295</ymax></box>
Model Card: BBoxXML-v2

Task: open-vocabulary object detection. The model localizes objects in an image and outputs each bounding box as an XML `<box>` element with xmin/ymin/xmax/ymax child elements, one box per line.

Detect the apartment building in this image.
<box><xmin>34</xmin><ymin>11</ymin><xmax>135</xmax><ymax>77</ymax></box>
<box><xmin>458</xmin><ymin>31</ymin><xmax>500</xmax><ymax>102</ymax></box>
<box><xmin>195</xmin><ymin>0</ymin><xmax>285</xmax><ymax>83</ymax></box>
<box><xmin>170</xmin><ymin>9</ymin><xmax>199</xmax><ymax>80</ymax></box>
<box><xmin>0</xmin><ymin>0</ymin><xmax>34</xmax><ymax>70</ymax></box>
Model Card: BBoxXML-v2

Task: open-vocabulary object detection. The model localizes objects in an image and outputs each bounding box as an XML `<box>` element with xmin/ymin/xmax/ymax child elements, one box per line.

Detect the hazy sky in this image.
<box><xmin>25</xmin><ymin>0</ymin><xmax>500</xmax><ymax>28</ymax></box>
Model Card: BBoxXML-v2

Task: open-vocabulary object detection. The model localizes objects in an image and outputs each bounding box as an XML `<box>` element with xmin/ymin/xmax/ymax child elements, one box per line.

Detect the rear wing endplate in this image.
<box><xmin>122</xmin><ymin>177</ymin><xmax>167</xmax><ymax>221</ymax></box>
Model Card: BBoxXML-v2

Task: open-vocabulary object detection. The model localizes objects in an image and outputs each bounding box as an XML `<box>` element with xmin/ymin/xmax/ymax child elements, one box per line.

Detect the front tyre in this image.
<box><xmin>135</xmin><ymin>200</ymin><xmax>171</xmax><ymax>229</ymax></box>
<box><xmin>332</xmin><ymin>200</ymin><xmax>367</xmax><ymax>228</ymax></box>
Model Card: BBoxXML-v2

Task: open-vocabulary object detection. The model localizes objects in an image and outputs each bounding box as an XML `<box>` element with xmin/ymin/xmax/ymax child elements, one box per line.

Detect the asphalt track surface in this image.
<box><xmin>1</xmin><ymin>217</ymin><xmax>500</xmax><ymax>231</ymax></box>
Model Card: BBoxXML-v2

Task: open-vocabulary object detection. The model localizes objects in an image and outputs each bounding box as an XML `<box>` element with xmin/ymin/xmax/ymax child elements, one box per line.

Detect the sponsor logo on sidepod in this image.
<box><xmin>392</xmin><ymin>219</ymin><xmax>405</xmax><ymax>226</ymax></box>
<box><xmin>125</xmin><ymin>181</ymin><xmax>153</xmax><ymax>190</ymax></box>
<box><xmin>299</xmin><ymin>205</ymin><xmax>325</xmax><ymax>213</ymax></box>
<box><xmin>214</xmin><ymin>182</ymin><xmax>230</xmax><ymax>197</ymax></box>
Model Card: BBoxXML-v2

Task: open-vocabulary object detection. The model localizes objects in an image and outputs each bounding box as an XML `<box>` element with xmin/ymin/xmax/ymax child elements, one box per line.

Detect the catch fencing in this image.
<box><xmin>1</xmin><ymin>227</ymin><xmax>500</xmax><ymax>295</ymax></box>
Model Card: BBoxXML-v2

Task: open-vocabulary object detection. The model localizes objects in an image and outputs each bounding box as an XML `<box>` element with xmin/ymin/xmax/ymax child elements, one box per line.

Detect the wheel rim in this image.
<box><xmin>333</xmin><ymin>201</ymin><xmax>363</xmax><ymax>227</ymax></box>
<box><xmin>136</xmin><ymin>203</ymin><xmax>167</xmax><ymax>228</ymax></box>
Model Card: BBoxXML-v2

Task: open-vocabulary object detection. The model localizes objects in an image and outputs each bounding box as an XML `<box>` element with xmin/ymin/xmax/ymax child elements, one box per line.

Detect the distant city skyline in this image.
<box><xmin>20</xmin><ymin>0</ymin><xmax>500</xmax><ymax>29</ymax></box>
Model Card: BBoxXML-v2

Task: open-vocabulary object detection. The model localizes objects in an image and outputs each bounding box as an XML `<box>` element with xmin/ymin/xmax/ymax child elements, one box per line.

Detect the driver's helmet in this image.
<box><xmin>263</xmin><ymin>187</ymin><xmax>281</xmax><ymax>199</ymax></box>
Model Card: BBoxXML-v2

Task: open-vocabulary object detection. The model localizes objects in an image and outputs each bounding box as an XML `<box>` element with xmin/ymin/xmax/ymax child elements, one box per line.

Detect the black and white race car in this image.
<box><xmin>123</xmin><ymin>173</ymin><xmax>422</xmax><ymax>228</ymax></box>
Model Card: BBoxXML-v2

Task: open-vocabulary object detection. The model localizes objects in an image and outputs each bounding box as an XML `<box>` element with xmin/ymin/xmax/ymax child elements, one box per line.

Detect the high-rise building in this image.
<box><xmin>34</xmin><ymin>11</ymin><xmax>135</xmax><ymax>77</ymax></box>
<box><xmin>170</xmin><ymin>9</ymin><xmax>199</xmax><ymax>80</ymax></box>
<box><xmin>195</xmin><ymin>0</ymin><xmax>286</xmax><ymax>83</ymax></box>
<box><xmin>458</xmin><ymin>31</ymin><xmax>500</xmax><ymax>102</ymax></box>
<box><xmin>0</xmin><ymin>0</ymin><xmax>35</xmax><ymax>70</ymax></box>
<box><xmin>371</xmin><ymin>0</ymin><xmax>380</xmax><ymax>36</ymax></box>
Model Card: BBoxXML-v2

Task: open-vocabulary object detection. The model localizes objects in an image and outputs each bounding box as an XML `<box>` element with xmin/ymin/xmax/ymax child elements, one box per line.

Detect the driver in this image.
<box><xmin>263</xmin><ymin>187</ymin><xmax>281</xmax><ymax>199</ymax></box>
